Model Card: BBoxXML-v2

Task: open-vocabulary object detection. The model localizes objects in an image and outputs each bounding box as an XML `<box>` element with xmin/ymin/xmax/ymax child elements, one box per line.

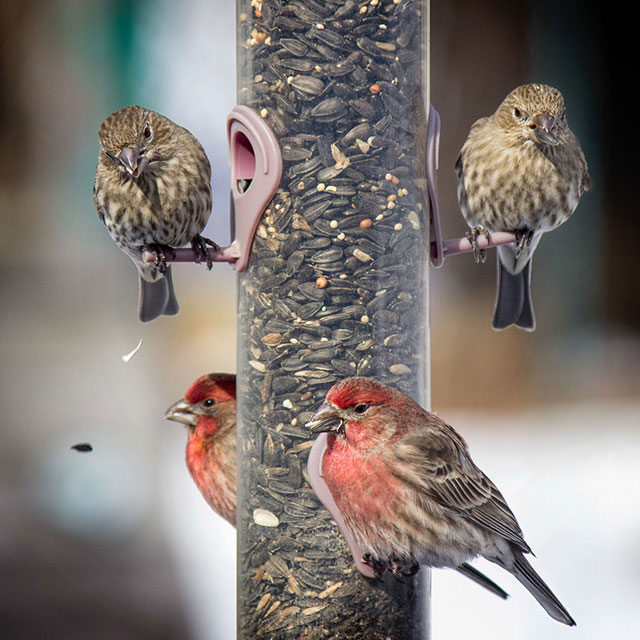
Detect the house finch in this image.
<box><xmin>94</xmin><ymin>105</ymin><xmax>217</xmax><ymax>322</ymax></box>
<box><xmin>165</xmin><ymin>373</ymin><xmax>236</xmax><ymax>526</ymax></box>
<box><xmin>456</xmin><ymin>84</ymin><xmax>590</xmax><ymax>331</ymax></box>
<box><xmin>307</xmin><ymin>377</ymin><xmax>576</xmax><ymax>625</ymax></box>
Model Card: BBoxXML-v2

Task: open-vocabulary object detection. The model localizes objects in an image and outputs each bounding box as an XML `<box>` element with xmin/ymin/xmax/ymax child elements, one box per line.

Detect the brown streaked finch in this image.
<box><xmin>307</xmin><ymin>377</ymin><xmax>576</xmax><ymax>625</ymax></box>
<box><xmin>165</xmin><ymin>373</ymin><xmax>236</xmax><ymax>526</ymax></box>
<box><xmin>94</xmin><ymin>105</ymin><xmax>217</xmax><ymax>322</ymax></box>
<box><xmin>456</xmin><ymin>84</ymin><xmax>590</xmax><ymax>331</ymax></box>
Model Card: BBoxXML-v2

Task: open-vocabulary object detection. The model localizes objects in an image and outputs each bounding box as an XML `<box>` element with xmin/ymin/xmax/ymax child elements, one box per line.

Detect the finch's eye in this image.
<box><xmin>514</xmin><ymin>107</ymin><xmax>524</xmax><ymax>120</ymax></box>
<box><xmin>202</xmin><ymin>398</ymin><xmax>216</xmax><ymax>408</ymax></box>
<box><xmin>354</xmin><ymin>403</ymin><xmax>369</xmax><ymax>415</ymax></box>
<box><xmin>143</xmin><ymin>123</ymin><xmax>152</xmax><ymax>139</ymax></box>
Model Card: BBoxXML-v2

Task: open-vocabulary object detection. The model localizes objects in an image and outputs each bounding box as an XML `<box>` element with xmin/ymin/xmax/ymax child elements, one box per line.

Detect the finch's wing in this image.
<box><xmin>393</xmin><ymin>418</ymin><xmax>531</xmax><ymax>553</ymax></box>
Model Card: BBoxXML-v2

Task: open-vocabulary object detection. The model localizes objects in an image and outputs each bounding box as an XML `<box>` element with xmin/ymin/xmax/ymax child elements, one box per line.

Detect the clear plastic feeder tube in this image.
<box><xmin>236</xmin><ymin>1</ymin><xmax>431</xmax><ymax>637</ymax></box>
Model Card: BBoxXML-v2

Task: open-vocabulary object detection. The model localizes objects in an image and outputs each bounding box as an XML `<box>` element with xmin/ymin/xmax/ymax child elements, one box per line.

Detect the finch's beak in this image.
<box><xmin>306</xmin><ymin>402</ymin><xmax>345</xmax><ymax>435</ymax></box>
<box><xmin>165</xmin><ymin>399</ymin><xmax>197</xmax><ymax>427</ymax></box>
<box><xmin>118</xmin><ymin>146</ymin><xmax>149</xmax><ymax>178</ymax></box>
<box><xmin>530</xmin><ymin>113</ymin><xmax>559</xmax><ymax>145</ymax></box>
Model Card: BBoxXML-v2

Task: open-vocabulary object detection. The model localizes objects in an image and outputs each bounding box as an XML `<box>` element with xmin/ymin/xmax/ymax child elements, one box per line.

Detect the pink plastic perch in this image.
<box><xmin>307</xmin><ymin>433</ymin><xmax>375</xmax><ymax>579</ymax></box>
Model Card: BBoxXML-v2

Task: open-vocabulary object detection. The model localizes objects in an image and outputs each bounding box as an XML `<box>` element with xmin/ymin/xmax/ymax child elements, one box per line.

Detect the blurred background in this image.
<box><xmin>0</xmin><ymin>1</ymin><xmax>636</xmax><ymax>639</ymax></box>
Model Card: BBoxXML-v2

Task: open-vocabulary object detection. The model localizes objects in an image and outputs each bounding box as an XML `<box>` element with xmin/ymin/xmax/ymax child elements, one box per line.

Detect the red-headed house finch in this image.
<box><xmin>456</xmin><ymin>84</ymin><xmax>590</xmax><ymax>331</ymax></box>
<box><xmin>307</xmin><ymin>377</ymin><xmax>575</xmax><ymax>626</ymax></box>
<box><xmin>165</xmin><ymin>373</ymin><xmax>236</xmax><ymax>526</ymax></box>
<box><xmin>94</xmin><ymin>106</ymin><xmax>217</xmax><ymax>322</ymax></box>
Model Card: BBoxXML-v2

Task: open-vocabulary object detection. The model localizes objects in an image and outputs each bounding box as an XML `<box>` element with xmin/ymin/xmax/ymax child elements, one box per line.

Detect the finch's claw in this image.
<box><xmin>514</xmin><ymin>228</ymin><xmax>534</xmax><ymax>259</ymax></box>
<box><xmin>145</xmin><ymin>244</ymin><xmax>176</xmax><ymax>276</ymax></box>
<box><xmin>389</xmin><ymin>557</ymin><xmax>420</xmax><ymax>581</ymax></box>
<box><xmin>362</xmin><ymin>553</ymin><xmax>387</xmax><ymax>580</ymax></box>
<box><xmin>390</xmin><ymin>560</ymin><xmax>407</xmax><ymax>582</ymax></box>
<box><xmin>402</xmin><ymin>557</ymin><xmax>420</xmax><ymax>577</ymax></box>
<box><xmin>466</xmin><ymin>227</ymin><xmax>490</xmax><ymax>263</ymax></box>
<box><xmin>191</xmin><ymin>234</ymin><xmax>220</xmax><ymax>271</ymax></box>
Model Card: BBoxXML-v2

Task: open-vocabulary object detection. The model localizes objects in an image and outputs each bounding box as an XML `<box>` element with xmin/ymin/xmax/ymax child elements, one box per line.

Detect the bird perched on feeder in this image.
<box><xmin>165</xmin><ymin>373</ymin><xmax>236</xmax><ymax>526</ymax></box>
<box><xmin>456</xmin><ymin>84</ymin><xmax>590</xmax><ymax>331</ymax></box>
<box><xmin>94</xmin><ymin>105</ymin><xmax>217</xmax><ymax>322</ymax></box>
<box><xmin>307</xmin><ymin>376</ymin><xmax>576</xmax><ymax>625</ymax></box>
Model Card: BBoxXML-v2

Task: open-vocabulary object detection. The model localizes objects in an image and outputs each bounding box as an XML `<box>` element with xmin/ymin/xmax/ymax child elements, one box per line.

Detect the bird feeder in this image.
<box><xmin>233</xmin><ymin>1</ymin><xmax>431</xmax><ymax>637</ymax></box>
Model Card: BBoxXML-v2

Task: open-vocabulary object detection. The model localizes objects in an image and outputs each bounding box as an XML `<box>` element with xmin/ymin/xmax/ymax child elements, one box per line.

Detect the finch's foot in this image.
<box><xmin>514</xmin><ymin>228</ymin><xmax>534</xmax><ymax>259</ymax></box>
<box><xmin>389</xmin><ymin>557</ymin><xmax>420</xmax><ymax>581</ymax></box>
<box><xmin>401</xmin><ymin>557</ymin><xmax>420</xmax><ymax>577</ymax></box>
<box><xmin>191</xmin><ymin>234</ymin><xmax>220</xmax><ymax>271</ymax></box>
<box><xmin>145</xmin><ymin>244</ymin><xmax>176</xmax><ymax>276</ymax></box>
<box><xmin>466</xmin><ymin>227</ymin><xmax>491</xmax><ymax>263</ymax></box>
<box><xmin>362</xmin><ymin>553</ymin><xmax>387</xmax><ymax>580</ymax></box>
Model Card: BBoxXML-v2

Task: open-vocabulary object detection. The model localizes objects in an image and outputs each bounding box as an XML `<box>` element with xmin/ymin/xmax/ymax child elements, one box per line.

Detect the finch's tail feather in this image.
<box><xmin>492</xmin><ymin>258</ymin><xmax>535</xmax><ymax>331</ymax></box>
<box><xmin>456</xmin><ymin>563</ymin><xmax>509</xmax><ymax>600</ymax></box>
<box><xmin>138</xmin><ymin>267</ymin><xmax>179</xmax><ymax>322</ymax></box>
<box><xmin>501</xmin><ymin>551</ymin><xmax>576</xmax><ymax>626</ymax></box>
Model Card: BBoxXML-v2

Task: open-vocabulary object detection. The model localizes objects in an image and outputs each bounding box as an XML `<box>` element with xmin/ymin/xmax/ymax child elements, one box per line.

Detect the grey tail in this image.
<box><xmin>457</xmin><ymin>563</ymin><xmax>509</xmax><ymax>600</ymax></box>
<box><xmin>506</xmin><ymin>551</ymin><xmax>576</xmax><ymax>626</ymax></box>
<box><xmin>138</xmin><ymin>266</ymin><xmax>179</xmax><ymax>322</ymax></box>
<box><xmin>492</xmin><ymin>259</ymin><xmax>535</xmax><ymax>331</ymax></box>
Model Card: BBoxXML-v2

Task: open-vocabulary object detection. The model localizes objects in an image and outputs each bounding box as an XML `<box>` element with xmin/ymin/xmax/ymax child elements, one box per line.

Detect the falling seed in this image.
<box><xmin>253</xmin><ymin>508</ymin><xmax>280</xmax><ymax>528</ymax></box>
<box><xmin>122</xmin><ymin>338</ymin><xmax>143</xmax><ymax>363</ymax></box>
<box><xmin>71</xmin><ymin>443</ymin><xmax>93</xmax><ymax>453</ymax></box>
